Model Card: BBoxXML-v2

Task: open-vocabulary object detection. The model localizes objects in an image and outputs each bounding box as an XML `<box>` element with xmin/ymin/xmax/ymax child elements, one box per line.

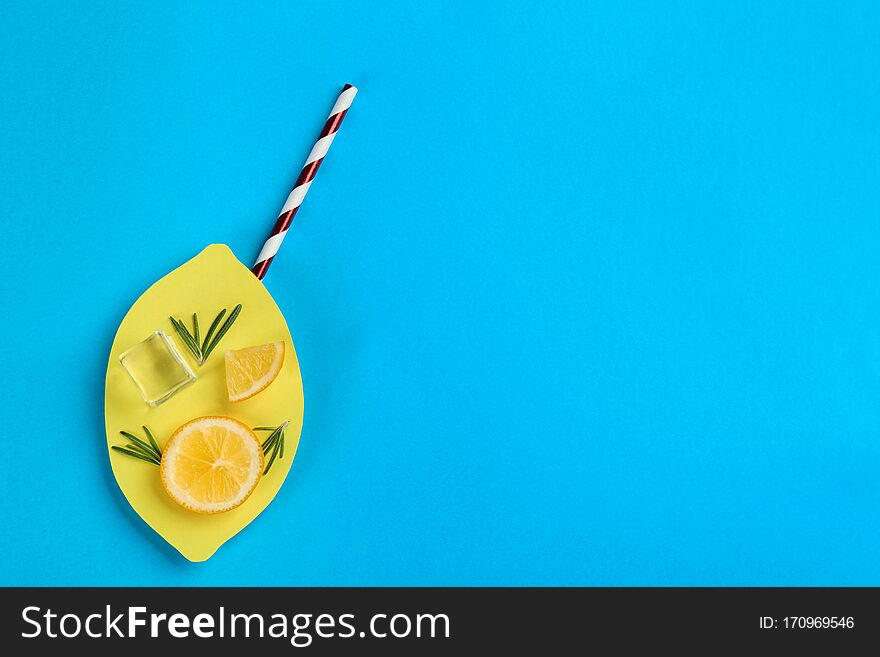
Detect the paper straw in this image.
<box><xmin>252</xmin><ymin>83</ymin><xmax>358</xmax><ymax>279</ymax></box>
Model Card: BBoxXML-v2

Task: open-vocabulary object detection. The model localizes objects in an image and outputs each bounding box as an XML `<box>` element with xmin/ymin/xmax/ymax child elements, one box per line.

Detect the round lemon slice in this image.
<box><xmin>160</xmin><ymin>416</ymin><xmax>264</xmax><ymax>514</ymax></box>
<box><xmin>225</xmin><ymin>341</ymin><xmax>285</xmax><ymax>402</ymax></box>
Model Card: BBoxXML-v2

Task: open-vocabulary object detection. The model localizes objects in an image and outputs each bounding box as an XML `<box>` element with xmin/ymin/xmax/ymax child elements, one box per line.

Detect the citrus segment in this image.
<box><xmin>160</xmin><ymin>416</ymin><xmax>263</xmax><ymax>514</ymax></box>
<box><xmin>225</xmin><ymin>341</ymin><xmax>285</xmax><ymax>402</ymax></box>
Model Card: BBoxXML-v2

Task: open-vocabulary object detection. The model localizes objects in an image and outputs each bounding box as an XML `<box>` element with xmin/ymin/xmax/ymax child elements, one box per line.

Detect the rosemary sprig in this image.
<box><xmin>112</xmin><ymin>426</ymin><xmax>162</xmax><ymax>466</ymax></box>
<box><xmin>255</xmin><ymin>422</ymin><xmax>288</xmax><ymax>475</ymax></box>
<box><xmin>169</xmin><ymin>304</ymin><xmax>242</xmax><ymax>365</ymax></box>
<box><xmin>170</xmin><ymin>317</ymin><xmax>202</xmax><ymax>362</ymax></box>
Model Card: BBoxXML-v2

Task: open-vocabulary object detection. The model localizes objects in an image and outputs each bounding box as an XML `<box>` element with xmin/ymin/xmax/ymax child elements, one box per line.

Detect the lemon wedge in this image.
<box><xmin>225</xmin><ymin>342</ymin><xmax>285</xmax><ymax>402</ymax></box>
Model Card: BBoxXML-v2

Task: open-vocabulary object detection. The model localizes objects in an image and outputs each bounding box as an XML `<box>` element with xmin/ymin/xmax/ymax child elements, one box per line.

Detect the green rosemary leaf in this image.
<box><xmin>180</xmin><ymin>318</ymin><xmax>202</xmax><ymax>360</ymax></box>
<box><xmin>192</xmin><ymin>313</ymin><xmax>200</xmax><ymax>347</ymax></box>
<box><xmin>142</xmin><ymin>425</ymin><xmax>161</xmax><ymax>455</ymax></box>
<box><xmin>111</xmin><ymin>446</ymin><xmax>160</xmax><ymax>465</ymax></box>
<box><xmin>119</xmin><ymin>430</ymin><xmax>160</xmax><ymax>458</ymax></box>
<box><xmin>170</xmin><ymin>317</ymin><xmax>201</xmax><ymax>361</ymax></box>
<box><xmin>278</xmin><ymin>421</ymin><xmax>288</xmax><ymax>461</ymax></box>
<box><xmin>200</xmin><ymin>308</ymin><xmax>227</xmax><ymax>355</ymax></box>
<box><xmin>264</xmin><ymin>444</ymin><xmax>279</xmax><ymax>475</ymax></box>
<box><xmin>168</xmin><ymin>316</ymin><xmax>181</xmax><ymax>335</ymax></box>
<box><xmin>202</xmin><ymin>304</ymin><xmax>242</xmax><ymax>360</ymax></box>
<box><xmin>253</xmin><ymin>426</ymin><xmax>276</xmax><ymax>431</ymax></box>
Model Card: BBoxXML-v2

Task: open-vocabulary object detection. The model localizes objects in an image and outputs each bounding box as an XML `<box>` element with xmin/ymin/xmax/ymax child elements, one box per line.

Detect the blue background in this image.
<box><xmin>1</xmin><ymin>1</ymin><xmax>878</xmax><ymax>585</ymax></box>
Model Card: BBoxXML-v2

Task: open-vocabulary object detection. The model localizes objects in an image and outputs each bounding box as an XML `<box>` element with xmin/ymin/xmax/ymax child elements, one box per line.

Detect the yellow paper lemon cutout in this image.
<box><xmin>104</xmin><ymin>244</ymin><xmax>304</xmax><ymax>561</ymax></box>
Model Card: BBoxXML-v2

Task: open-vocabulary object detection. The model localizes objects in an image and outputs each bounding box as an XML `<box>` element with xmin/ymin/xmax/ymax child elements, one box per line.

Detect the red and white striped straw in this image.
<box><xmin>252</xmin><ymin>83</ymin><xmax>358</xmax><ymax>279</ymax></box>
